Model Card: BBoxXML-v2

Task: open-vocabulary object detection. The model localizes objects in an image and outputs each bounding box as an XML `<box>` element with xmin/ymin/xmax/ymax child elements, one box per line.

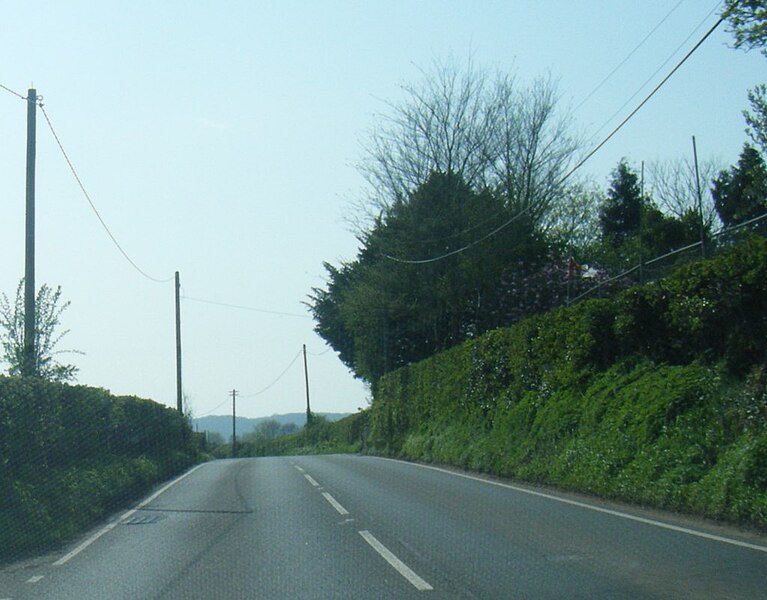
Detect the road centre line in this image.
<box><xmin>293</xmin><ymin>465</ymin><xmax>305</xmax><ymax>473</ymax></box>
<box><xmin>53</xmin><ymin>463</ymin><xmax>206</xmax><ymax>566</ymax></box>
<box><xmin>322</xmin><ymin>492</ymin><xmax>350</xmax><ymax>515</ymax></box>
<box><xmin>359</xmin><ymin>530</ymin><xmax>433</xmax><ymax>591</ymax></box>
<box><xmin>377</xmin><ymin>457</ymin><xmax>767</xmax><ymax>554</ymax></box>
<box><xmin>295</xmin><ymin>463</ymin><xmax>433</xmax><ymax>591</ymax></box>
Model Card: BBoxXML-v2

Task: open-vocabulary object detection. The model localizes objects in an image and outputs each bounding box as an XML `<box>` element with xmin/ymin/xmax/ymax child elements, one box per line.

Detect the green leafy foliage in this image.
<box><xmin>712</xmin><ymin>144</ymin><xmax>767</xmax><ymax>227</ymax></box>
<box><xmin>744</xmin><ymin>83</ymin><xmax>767</xmax><ymax>154</ymax></box>
<box><xmin>367</xmin><ymin>238</ymin><xmax>767</xmax><ymax>529</ymax></box>
<box><xmin>724</xmin><ymin>0</ymin><xmax>767</xmax><ymax>57</ymax></box>
<box><xmin>0</xmin><ymin>280</ymin><xmax>80</xmax><ymax>382</ymax></box>
<box><xmin>232</xmin><ymin>412</ymin><xmax>370</xmax><ymax>457</ymax></box>
<box><xmin>309</xmin><ymin>171</ymin><xmax>550</xmax><ymax>384</ymax></box>
<box><xmin>0</xmin><ymin>378</ymin><xmax>199</xmax><ymax>559</ymax></box>
<box><xmin>599</xmin><ymin>159</ymin><xmax>643</xmax><ymax>246</ymax></box>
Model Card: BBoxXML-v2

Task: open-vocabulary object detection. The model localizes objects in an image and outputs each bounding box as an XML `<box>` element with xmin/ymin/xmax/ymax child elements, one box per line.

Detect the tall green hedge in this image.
<box><xmin>0</xmin><ymin>378</ymin><xmax>198</xmax><ymax>559</ymax></box>
<box><xmin>370</xmin><ymin>238</ymin><xmax>767</xmax><ymax>528</ymax></box>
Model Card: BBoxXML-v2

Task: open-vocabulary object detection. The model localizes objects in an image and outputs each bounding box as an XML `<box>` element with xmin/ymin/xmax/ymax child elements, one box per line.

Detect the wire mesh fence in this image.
<box><xmin>567</xmin><ymin>211</ymin><xmax>767</xmax><ymax>306</ymax></box>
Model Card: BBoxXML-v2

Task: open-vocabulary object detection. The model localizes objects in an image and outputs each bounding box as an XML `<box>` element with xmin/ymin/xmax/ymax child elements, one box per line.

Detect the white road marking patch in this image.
<box><xmin>359</xmin><ymin>530</ymin><xmax>433</xmax><ymax>591</ymax></box>
<box><xmin>293</xmin><ymin>465</ymin><xmax>305</xmax><ymax>473</ymax></box>
<box><xmin>26</xmin><ymin>575</ymin><xmax>44</xmax><ymax>583</ymax></box>
<box><xmin>377</xmin><ymin>457</ymin><xmax>767</xmax><ymax>554</ymax></box>
<box><xmin>322</xmin><ymin>492</ymin><xmax>350</xmax><ymax>515</ymax></box>
<box><xmin>53</xmin><ymin>463</ymin><xmax>206</xmax><ymax>566</ymax></box>
<box><xmin>304</xmin><ymin>474</ymin><xmax>320</xmax><ymax>487</ymax></box>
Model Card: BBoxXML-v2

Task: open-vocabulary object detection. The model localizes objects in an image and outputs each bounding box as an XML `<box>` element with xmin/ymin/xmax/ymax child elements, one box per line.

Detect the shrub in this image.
<box><xmin>0</xmin><ymin>377</ymin><xmax>198</xmax><ymax>560</ymax></box>
<box><xmin>367</xmin><ymin>238</ymin><xmax>767</xmax><ymax>529</ymax></box>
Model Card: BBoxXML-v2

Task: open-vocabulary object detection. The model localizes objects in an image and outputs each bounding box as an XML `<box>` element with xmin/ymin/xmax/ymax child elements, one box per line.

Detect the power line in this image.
<box><xmin>306</xmin><ymin>346</ymin><xmax>332</xmax><ymax>356</ymax></box>
<box><xmin>574</xmin><ymin>0</ymin><xmax>684</xmax><ymax>113</ymax></box>
<box><xmin>0</xmin><ymin>82</ymin><xmax>26</xmax><ymax>101</ymax></box>
<box><xmin>194</xmin><ymin>344</ymin><xmax>327</xmax><ymax>416</ymax></box>
<box><xmin>561</xmin><ymin>12</ymin><xmax>726</xmax><ymax>184</ymax></box>
<box><xmin>383</xmin><ymin>205</ymin><xmax>532</xmax><ymax>264</ymax></box>
<box><xmin>38</xmin><ymin>102</ymin><xmax>173</xmax><ymax>284</ymax></box>
<box><xmin>382</xmin><ymin>9</ymin><xmax>726</xmax><ymax>266</ymax></box>
<box><xmin>242</xmin><ymin>348</ymin><xmax>304</xmax><ymax>398</ymax></box>
<box><xmin>584</xmin><ymin>0</ymin><xmax>723</xmax><ymax>146</ymax></box>
<box><xmin>180</xmin><ymin>295</ymin><xmax>311</xmax><ymax>318</ymax></box>
<box><xmin>196</xmin><ymin>397</ymin><xmax>231</xmax><ymax>418</ymax></box>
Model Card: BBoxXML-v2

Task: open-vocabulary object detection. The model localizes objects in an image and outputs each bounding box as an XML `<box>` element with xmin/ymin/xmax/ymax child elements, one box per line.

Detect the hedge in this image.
<box><xmin>0</xmin><ymin>378</ymin><xmax>199</xmax><ymax>559</ymax></box>
<box><xmin>369</xmin><ymin>238</ymin><xmax>767</xmax><ymax>528</ymax></box>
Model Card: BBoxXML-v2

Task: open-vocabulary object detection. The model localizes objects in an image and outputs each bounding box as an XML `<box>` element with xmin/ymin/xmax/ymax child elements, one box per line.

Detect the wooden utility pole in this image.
<box><xmin>692</xmin><ymin>136</ymin><xmax>706</xmax><ymax>257</ymax></box>
<box><xmin>231</xmin><ymin>389</ymin><xmax>239</xmax><ymax>457</ymax></box>
<box><xmin>175</xmin><ymin>271</ymin><xmax>183</xmax><ymax>413</ymax></box>
<box><xmin>303</xmin><ymin>344</ymin><xmax>312</xmax><ymax>425</ymax></box>
<box><xmin>23</xmin><ymin>88</ymin><xmax>37</xmax><ymax>377</ymax></box>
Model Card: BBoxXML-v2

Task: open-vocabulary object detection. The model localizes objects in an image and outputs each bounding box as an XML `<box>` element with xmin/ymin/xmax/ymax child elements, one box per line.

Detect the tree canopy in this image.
<box><xmin>310</xmin><ymin>171</ymin><xmax>549</xmax><ymax>384</ymax></box>
<box><xmin>599</xmin><ymin>159</ymin><xmax>644</xmax><ymax>247</ymax></box>
<box><xmin>724</xmin><ymin>0</ymin><xmax>767</xmax><ymax>57</ymax></box>
<box><xmin>310</xmin><ymin>58</ymin><xmax>755</xmax><ymax>387</ymax></box>
<box><xmin>712</xmin><ymin>143</ymin><xmax>767</xmax><ymax>227</ymax></box>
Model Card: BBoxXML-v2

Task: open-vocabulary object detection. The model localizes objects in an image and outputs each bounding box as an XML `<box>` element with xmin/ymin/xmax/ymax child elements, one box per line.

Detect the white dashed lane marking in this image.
<box><xmin>322</xmin><ymin>492</ymin><xmax>350</xmax><ymax>515</ymax></box>
<box><xmin>359</xmin><ymin>530</ymin><xmax>433</xmax><ymax>591</ymax></box>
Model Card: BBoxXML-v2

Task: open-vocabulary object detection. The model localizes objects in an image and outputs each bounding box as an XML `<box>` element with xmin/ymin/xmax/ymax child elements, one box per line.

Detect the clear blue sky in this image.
<box><xmin>0</xmin><ymin>1</ymin><xmax>762</xmax><ymax>418</ymax></box>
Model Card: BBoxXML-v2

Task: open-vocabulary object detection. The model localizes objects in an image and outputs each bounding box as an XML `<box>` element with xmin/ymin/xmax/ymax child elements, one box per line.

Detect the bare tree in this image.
<box><xmin>359</xmin><ymin>59</ymin><xmax>495</xmax><ymax>213</ymax></box>
<box><xmin>356</xmin><ymin>59</ymin><xmax>581</xmax><ymax>230</ymax></box>
<box><xmin>647</xmin><ymin>157</ymin><xmax>722</xmax><ymax>230</ymax></box>
<box><xmin>489</xmin><ymin>74</ymin><xmax>581</xmax><ymax>224</ymax></box>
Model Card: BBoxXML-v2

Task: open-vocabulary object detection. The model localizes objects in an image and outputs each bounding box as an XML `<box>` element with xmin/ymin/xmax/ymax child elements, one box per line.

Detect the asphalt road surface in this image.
<box><xmin>1</xmin><ymin>455</ymin><xmax>766</xmax><ymax>599</ymax></box>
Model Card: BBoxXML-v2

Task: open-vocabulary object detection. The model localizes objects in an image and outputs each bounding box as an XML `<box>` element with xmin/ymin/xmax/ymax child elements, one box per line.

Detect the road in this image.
<box><xmin>1</xmin><ymin>455</ymin><xmax>766</xmax><ymax>599</ymax></box>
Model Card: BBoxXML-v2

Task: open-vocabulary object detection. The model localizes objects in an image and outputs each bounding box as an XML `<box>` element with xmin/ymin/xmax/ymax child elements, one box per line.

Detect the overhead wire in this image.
<box><xmin>193</xmin><ymin>345</ymin><xmax>321</xmax><ymax>415</ymax></box>
<box><xmin>241</xmin><ymin>348</ymin><xmax>304</xmax><ymax>398</ymax></box>
<box><xmin>196</xmin><ymin>397</ymin><xmax>231</xmax><ymax>418</ymax></box>
<box><xmin>37</xmin><ymin>101</ymin><xmax>173</xmax><ymax>284</ymax></box>
<box><xmin>573</xmin><ymin>0</ymin><xmax>685</xmax><ymax>113</ymax></box>
<box><xmin>560</xmin><ymin>11</ymin><xmax>726</xmax><ymax>184</ymax></box>
<box><xmin>0</xmin><ymin>82</ymin><xmax>26</xmax><ymax>101</ymax></box>
<box><xmin>181</xmin><ymin>295</ymin><xmax>311</xmax><ymax>318</ymax></box>
<box><xmin>306</xmin><ymin>346</ymin><xmax>332</xmax><ymax>356</ymax></box>
<box><xmin>384</xmin><ymin>205</ymin><xmax>532</xmax><ymax>264</ymax></box>
<box><xmin>383</xmin><ymin>9</ymin><xmax>727</xmax><ymax>265</ymax></box>
<box><xmin>6</xmin><ymin>83</ymin><xmax>324</xmax><ymax>410</ymax></box>
<box><xmin>584</xmin><ymin>0</ymin><xmax>724</xmax><ymax>145</ymax></box>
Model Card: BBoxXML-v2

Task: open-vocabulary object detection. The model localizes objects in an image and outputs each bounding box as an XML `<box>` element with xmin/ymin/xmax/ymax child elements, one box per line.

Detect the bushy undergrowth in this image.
<box><xmin>0</xmin><ymin>378</ymin><xmax>199</xmax><ymax>560</ymax></box>
<box><xmin>369</xmin><ymin>238</ymin><xmax>767</xmax><ymax>529</ymax></box>
<box><xmin>229</xmin><ymin>412</ymin><xmax>370</xmax><ymax>458</ymax></box>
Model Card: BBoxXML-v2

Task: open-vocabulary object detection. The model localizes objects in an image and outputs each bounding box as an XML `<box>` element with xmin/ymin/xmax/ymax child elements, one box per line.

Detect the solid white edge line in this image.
<box><xmin>304</xmin><ymin>474</ymin><xmax>320</xmax><ymax>487</ymax></box>
<box><xmin>53</xmin><ymin>463</ymin><xmax>207</xmax><ymax>566</ymax></box>
<box><xmin>375</xmin><ymin>457</ymin><xmax>767</xmax><ymax>554</ymax></box>
<box><xmin>322</xmin><ymin>492</ymin><xmax>350</xmax><ymax>515</ymax></box>
<box><xmin>359</xmin><ymin>530</ymin><xmax>433</xmax><ymax>591</ymax></box>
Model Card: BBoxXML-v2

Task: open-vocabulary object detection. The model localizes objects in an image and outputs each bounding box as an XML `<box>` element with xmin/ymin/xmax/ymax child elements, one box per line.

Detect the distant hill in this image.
<box><xmin>193</xmin><ymin>412</ymin><xmax>350</xmax><ymax>441</ymax></box>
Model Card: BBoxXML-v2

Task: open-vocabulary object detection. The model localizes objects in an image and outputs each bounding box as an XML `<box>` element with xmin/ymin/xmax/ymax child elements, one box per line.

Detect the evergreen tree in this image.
<box><xmin>599</xmin><ymin>160</ymin><xmax>643</xmax><ymax>246</ymax></box>
<box><xmin>308</xmin><ymin>171</ymin><xmax>548</xmax><ymax>384</ymax></box>
<box><xmin>712</xmin><ymin>144</ymin><xmax>767</xmax><ymax>227</ymax></box>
